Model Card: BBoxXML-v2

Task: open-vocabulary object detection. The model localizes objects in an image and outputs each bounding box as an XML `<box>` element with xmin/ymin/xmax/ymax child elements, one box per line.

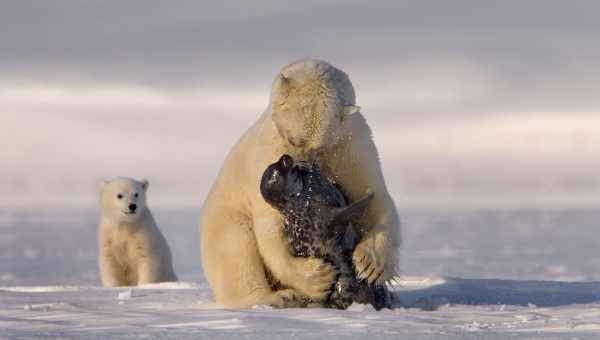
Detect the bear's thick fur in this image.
<box><xmin>98</xmin><ymin>177</ymin><xmax>177</xmax><ymax>286</ymax></box>
<box><xmin>200</xmin><ymin>59</ymin><xmax>400</xmax><ymax>308</ymax></box>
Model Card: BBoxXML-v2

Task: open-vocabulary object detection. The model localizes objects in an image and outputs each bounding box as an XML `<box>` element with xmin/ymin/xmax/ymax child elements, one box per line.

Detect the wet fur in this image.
<box><xmin>261</xmin><ymin>155</ymin><xmax>392</xmax><ymax>310</ymax></box>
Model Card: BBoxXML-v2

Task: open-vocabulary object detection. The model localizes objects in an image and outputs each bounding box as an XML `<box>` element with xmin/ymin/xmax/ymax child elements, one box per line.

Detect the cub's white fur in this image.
<box><xmin>200</xmin><ymin>59</ymin><xmax>400</xmax><ymax>308</ymax></box>
<box><xmin>98</xmin><ymin>177</ymin><xmax>177</xmax><ymax>286</ymax></box>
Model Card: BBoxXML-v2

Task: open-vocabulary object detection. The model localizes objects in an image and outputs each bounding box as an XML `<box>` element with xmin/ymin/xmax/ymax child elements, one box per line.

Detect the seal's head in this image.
<box><xmin>270</xmin><ymin>59</ymin><xmax>360</xmax><ymax>151</ymax></box>
<box><xmin>260</xmin><ymin>154</ymin><xmax>303</xmax><ymax>209</ymax></box>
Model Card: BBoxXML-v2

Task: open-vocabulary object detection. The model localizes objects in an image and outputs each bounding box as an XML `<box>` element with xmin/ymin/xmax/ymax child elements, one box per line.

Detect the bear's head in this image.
<box><xmin>100</xmin><ymin>177</ymin><xmax>149</xmax><ymax>223</ymax></box>
<box><xmin>270</xmin><ymin>59</ymin><xmax>360</xmax><ymax>151</ymax></box>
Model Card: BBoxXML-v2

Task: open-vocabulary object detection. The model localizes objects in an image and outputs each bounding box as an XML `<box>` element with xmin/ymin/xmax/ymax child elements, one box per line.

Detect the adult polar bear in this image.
<box><xmin>201</xmin><ymin>59</ymin><xmax>400</xmax><ymax>308</ymax></box>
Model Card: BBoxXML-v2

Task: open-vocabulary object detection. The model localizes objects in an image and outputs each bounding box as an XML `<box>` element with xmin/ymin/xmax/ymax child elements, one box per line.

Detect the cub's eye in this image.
<box><xmin>117</xmin><ymin>194</ymin><xmax>123</xmax><ymax>199</ymax></box>
<box><xmin>134</xmin><ymin>193</ymin><xmax>138</xmax><ymax>198</ymax></box>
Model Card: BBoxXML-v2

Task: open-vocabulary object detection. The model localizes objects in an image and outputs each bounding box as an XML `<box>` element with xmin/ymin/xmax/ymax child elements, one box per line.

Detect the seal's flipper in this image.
<box><xmin>330</xmin><ymin>192</ymin><xmax>374</xmax><ymax>226</ymax></box>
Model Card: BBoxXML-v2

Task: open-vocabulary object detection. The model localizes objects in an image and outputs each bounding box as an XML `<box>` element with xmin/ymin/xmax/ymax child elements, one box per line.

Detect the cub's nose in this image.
<box><xmin>128</xmin><ymin>204</ymin><xmax>137</xmax><ymax>212</ymax></box>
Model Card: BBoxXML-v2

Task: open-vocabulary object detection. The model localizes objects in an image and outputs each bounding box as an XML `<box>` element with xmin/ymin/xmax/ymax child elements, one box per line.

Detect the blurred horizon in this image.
<box><xmin>1</xmin><ymin>1</ymin><xmax>599</xmax><ymax>208</ymax></box>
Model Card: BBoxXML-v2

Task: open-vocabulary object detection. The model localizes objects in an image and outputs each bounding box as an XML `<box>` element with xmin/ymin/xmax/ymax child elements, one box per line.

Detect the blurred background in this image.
<box><xmin>0</xmin><ymin>1</ymin><xmax>598</xmax><ymax>286</ymax></box>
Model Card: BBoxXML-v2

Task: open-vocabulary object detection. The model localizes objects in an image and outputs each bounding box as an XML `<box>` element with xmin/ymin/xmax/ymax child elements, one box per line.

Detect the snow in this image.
<box><xmin>2</xmin><ymin>277</ymin><xmax>600</xmax><ymax>338</ymax></box>
<box><xmin>1</xmin><ymin>206</ymin><xmax>599</xmax><ymax>338</ymax></box>
<box><xmin>118</xmin><ymin>288</ymin><xmax>135</xmax><ymax>300</ymax></box>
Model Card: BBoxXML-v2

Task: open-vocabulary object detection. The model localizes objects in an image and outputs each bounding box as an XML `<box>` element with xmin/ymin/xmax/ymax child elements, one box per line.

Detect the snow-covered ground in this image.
<box><xmin>1</xmin><ymin>206</ymin><xmax>599</xmax><ymax>338</ymax></box>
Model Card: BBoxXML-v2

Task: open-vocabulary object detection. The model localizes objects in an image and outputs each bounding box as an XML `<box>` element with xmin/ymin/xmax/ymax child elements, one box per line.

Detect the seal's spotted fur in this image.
<box><xmin>260</xmin><ymin>154</ymin><xmax>392</xmax><ymax>310</ymax></box>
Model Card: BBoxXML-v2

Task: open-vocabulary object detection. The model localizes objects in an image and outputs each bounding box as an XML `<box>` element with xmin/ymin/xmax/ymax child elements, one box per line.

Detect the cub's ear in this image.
<box><xmin>141</xmin><ymin>179</ymin><xmax>149</xmax><ymax>191</ymax></box>
<box><xmin>343</xmin><ymin>105</ymin><xmax>361</xmax><ymax>116</ymax></box>
<box><xmin>98</xmin><ymin>180</ymin><xmax>109</xmax><ymax>191</ymax></box>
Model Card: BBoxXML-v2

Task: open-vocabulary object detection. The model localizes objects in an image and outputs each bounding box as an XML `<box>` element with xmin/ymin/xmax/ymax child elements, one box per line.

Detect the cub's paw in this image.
<box><xmin>293</xmin><ymin>257</ymin><xmax>337</xmax><ymax>301</ymax></box>
<box><xmin>353</xmin><ymin>243</ymin><xmax>385</xmax><ymax>285</ymax></box>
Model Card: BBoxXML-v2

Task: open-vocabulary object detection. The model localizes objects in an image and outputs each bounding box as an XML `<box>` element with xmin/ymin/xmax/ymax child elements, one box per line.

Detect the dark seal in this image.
<box><xmin>260</xmin><ymin>154</ymin><xmax>392</xmax><ymax>310</ymax></box>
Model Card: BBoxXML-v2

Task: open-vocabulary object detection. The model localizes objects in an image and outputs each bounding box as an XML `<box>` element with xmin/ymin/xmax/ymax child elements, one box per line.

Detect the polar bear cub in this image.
<box><xmin>98</xmin><ymin>177</ymin><xmax>177</xmax><ymax>287</ymax></box>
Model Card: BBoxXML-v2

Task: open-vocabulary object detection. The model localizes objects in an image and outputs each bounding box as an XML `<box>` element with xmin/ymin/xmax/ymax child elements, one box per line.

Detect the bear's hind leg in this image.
<box><xmin>201</xmin><ymin>211</ymin><xmax>303</xmax><ymax>308</ymax></box>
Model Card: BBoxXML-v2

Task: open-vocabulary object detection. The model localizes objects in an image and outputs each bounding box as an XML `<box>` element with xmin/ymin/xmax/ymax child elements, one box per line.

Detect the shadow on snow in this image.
<box><xmin>394</xmin><ymin>277</ymin><xmax>600</xmax><ymax>310</ymax></box>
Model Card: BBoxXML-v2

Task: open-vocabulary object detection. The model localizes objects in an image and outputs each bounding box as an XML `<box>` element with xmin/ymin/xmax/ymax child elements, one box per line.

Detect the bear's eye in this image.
<box><xmin>134</xmin><ymin>193</ymin><xmax>138</xmax><ymax>198</ymax></box>
<box><xmin>117</xmin><ymin>194</ymin><xmax>123</xmax><ymax>199</ymax></box>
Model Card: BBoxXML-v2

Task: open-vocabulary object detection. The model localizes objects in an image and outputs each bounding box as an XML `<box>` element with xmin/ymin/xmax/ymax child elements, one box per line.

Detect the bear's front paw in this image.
<box><xmin>353</xmin><ymin>243</ymin><xmax>385</xmax><ymax>285</ymax></box>
<box><xmin>292</xmin><ymin>257</ymin><xmax>337</xmax><ymax>301</ymax></box>
<box><xmin>268</xmin><ymin>289</ymin><xmax>309</xmax><ymax>308</ymax></box>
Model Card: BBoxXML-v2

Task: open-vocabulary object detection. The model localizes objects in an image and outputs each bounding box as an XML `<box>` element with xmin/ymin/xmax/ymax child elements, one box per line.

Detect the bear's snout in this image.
<box><xmin>128</xmin><ymin>203</ymin><xmax>137</xmax><ymax>213</ymax></box>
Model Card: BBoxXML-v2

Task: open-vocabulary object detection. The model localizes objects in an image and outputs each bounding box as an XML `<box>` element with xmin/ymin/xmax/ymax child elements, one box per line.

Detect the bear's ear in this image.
<box><xmin>343</xmin><ymin>105</ymin><xmax>360</xmax><ymax>116</ymax></box>
<box><xmin>141</xmin><ymin>179</ymin><xmax>149</xmax><ymax>192</ymax></box>
<box><xmin>98</xmin><ymin>180</ymin><xmax>109</xmax><ymax>191</ymax></box>
<box><xmin>272</xmin><ymin>74</ymin><xmax>291</xmax><ymax>105</ymax></box>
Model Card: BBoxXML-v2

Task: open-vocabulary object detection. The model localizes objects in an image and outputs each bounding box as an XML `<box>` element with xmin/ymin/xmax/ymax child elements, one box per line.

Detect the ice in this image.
<box><xmin>346</xmin><ymin>303</ymin><xmax>376</xmax><ymax>312</ymax></box>
<box><xmin>0</xmin><ymin>273</ymin><xmax>16</xmax><ymax>282</ymax></box>
<box><xmin>118</xmin><ymin>288</ymin><xmax>135</xmax><ymax>300</ymax></box>
<box><xmin>1</xmin><ymin>207</ymin><xmax>600</xmax><ymax>338</ymax></box>
<box><xmin>137</xmin><ymin>281</ymin><xmax>197</xmax><ymax>290</ymax></box>
<box><xmin>1</xmin><ymin>286</ymin><xmax>83</xmax><ymax>292</ymax></box>
<box><xmin>1</xmin><ymin>276</ymin><xmax>600</xmax><ymax>338</ymax></box>
<box><xmin>23</xmin><ymin>247</ymin><xmax>38</xmax><ymax>260</ymax></box>
<box><xmin>22</xmin><ymin>303</ymin><xmax>65</xmax><ymax>312</ymax></box>
<box><xmin>252</xmin><ymin>304</ymin><xmax>274</xmax><ymax>310</ymax></box>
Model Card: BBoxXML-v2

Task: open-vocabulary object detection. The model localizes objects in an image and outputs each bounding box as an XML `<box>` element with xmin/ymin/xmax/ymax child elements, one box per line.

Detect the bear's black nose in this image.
<box><xmin>129</xmin><ymin>204</ymin><xmax>137</xmax><ymax>212</ymax></box>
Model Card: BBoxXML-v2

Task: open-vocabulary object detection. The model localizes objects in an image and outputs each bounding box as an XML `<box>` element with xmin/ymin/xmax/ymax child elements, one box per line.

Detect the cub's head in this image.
<box><xmin>100</xmin><ymin>177</ymin><xmax>149</xmax><ymax>223</ymax></box>
<box><xmin>260</xmin><ymin>154</ymin><xmax>303</xmax><ymax>210</ymax></box>
<box><xmin>270</xmin><ymin>59</ymin><xmax>360</xmax><ymax>151</ymax></box>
